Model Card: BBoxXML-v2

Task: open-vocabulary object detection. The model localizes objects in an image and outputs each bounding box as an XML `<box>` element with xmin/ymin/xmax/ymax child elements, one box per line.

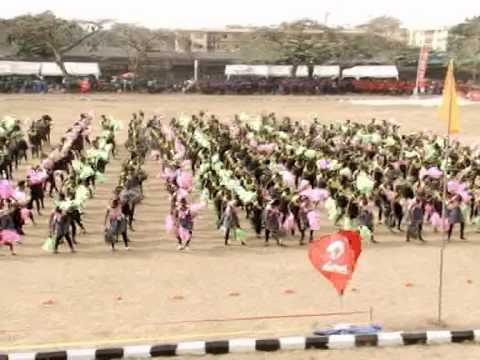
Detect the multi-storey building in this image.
<box><xmin>174</xmin><ymin>27</ymin><xmax>364</xmax><ymax>53</ymax></box>
<box><xmin>175</xmin><ymin>28</ymin><xmax>260</xmax><ymax>53</ymax></box>
<box><xmin>408</xmin><ymin>28</ymin><xmax>449</xmax><ymax>51</ymax></box>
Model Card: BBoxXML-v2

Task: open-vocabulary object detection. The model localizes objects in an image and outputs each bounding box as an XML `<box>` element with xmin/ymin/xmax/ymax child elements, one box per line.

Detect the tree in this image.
<box><xmin>359</xmin><ymin>16</ymin><xmax>402</xmax><ymax>38</ymax></box>
<box><xmin>6</xmin><ymin>11</ymin><xmax>109</xmax><ymax>77</ymax></box>
<box><xmin>335</xmin><ymin>32</ymin><xmax>408</xmax><ymax>66</ymax></box>
<box><xmin>0</xmin><ymin>19</ymin><xmax>9</xmax><ymax>47</ymax></box>
<box><xmin>237</xmin><ymin>28</ymin><xmax>284</xmax><ymax>64</ymax></box>
<box><xmin>449</xmin><ymin>17</ymin><xmax>480</xmax><ymax>82</ymax></box>
<box><xmin>280</xmin><ymin>37</ymin><xmax>338</xmax><ymax>76</ymax></box>
<box><xmin>239</xmin><ymin>19</ymin><xmax>411</xmax><ymax>76</ymax></box>
<box><xmin>174</xmin><ymin>32</ymin><xmax>193</xmax><ymax>53</ymax></box>
<box><xmin>239</xmin><ymin>20</ymin><xmax>338</xmax><ymax>77</ymax></box>
<box><xmin>279</xmin><ymin>18</ymin><xmax>329</xmax><ymax>31</ymax></box>
<box><xmin>108</xmin><ymin>24</ymin><xmax>172</xmax><ymax>78</ymax></box>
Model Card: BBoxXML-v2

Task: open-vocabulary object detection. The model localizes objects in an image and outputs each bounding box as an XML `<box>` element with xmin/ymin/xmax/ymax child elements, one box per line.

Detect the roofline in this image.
<box><xmin>173</xmin><ymin>27</ymin><xmax>366</xmax><ymax>35</ymax></box>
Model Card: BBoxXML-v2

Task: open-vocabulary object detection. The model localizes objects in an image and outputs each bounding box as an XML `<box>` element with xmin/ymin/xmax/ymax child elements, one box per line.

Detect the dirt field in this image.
<box><xmin>1</xmin><ymin>94</ymin><xmax>480</xmax><ymax>359</ymax></box>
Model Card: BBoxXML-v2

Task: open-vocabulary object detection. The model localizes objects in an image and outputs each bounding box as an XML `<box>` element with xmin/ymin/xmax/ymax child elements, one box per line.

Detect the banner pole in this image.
<box><xmin>414</xmin><ymin>46</ymin><xmax>423</xmax><ymax>95</ymax></box>
<box><xmin>437</xmin><ymin>138</ymin><xmax>449</xmax><ymax>324</ymax></box>
<box><xmin>437</xmin><ymin>62</ymin><xmax>453</xmax><ymax>324</ymax></box>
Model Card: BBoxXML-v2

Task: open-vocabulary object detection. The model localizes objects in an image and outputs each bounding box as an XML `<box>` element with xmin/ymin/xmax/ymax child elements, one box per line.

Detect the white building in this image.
<box><xmin>408</xmin><ymin>28</ymin><xmax>449</xmax><ymax>51</ymax></box>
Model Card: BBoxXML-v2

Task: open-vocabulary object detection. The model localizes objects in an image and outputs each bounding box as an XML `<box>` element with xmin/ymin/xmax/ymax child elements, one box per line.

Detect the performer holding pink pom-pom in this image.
<box><xmin>104</xmin><ymin>199</ymin><xmax>129</xmax><ymax>251</ymax></box>
<box><xmin>264</xmin><ymin>199</ymin><xmax>285</xmax><ymax>247</ymax></box>
<box><xmin>174</xmin><ymin>198</ymin><xmax>195</xmax><ymax>251</ymax></box>
<box><xmin>27</xmin><ymin>165</ymin><xmax>46</xmax><ymax>215</ymax></box>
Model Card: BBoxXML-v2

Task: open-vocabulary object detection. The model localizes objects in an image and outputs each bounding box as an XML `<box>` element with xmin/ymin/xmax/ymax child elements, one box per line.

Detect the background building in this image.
<box><xmin>408</xmin><ymin>28</ymin><xmax>449</xmax><ymax>51</ymax></box>
<box><xmin>174</xmin><ymin>28</ymin><xmax>254</xmax><ymax>53</ymax></box>
<box><xmin>174</xmin><ymin>27</ymin><xmax>364</xmax><ymax>53</ymax></box>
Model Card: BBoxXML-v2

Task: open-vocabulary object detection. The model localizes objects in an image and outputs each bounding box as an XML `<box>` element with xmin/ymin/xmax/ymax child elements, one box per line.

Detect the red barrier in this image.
<box><xmin>351</xmin><ymin>79</ymin><xmax>416</xmax><ymax>93</ymax></box>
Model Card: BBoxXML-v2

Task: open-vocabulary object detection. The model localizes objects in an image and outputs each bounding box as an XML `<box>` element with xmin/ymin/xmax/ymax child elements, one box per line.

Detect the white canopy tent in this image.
<box><xmin>295</xmin><ymin>66</ymin><xmax>309</xmax><ymax>77</ymax></box>
<box><xmin>267</xmin><ymin>65</ymin><xmax>293</xmax><ymax>78</ymax></box>
<box><xmin>225</xmin><ymin>65</ymin><xmax>293</xmax><ymax>79</ymax></box>
<box><xmin>227</xmin><ymin>64</ymin><xmax>342</xmax><ymax>79</ymax></box>
<box><xmin>0</xmin><ymin>62</ymin><xmax>12</xmax><ymax>76</ymax></box>
<box><xmin>313</xmin><ymin>65</ymin><xmax>341</xmax><ymax>78</ymax></box>
<box><xmin>225</xmin><ymin>65</ymin><xmax>269</xmax><ymax>79</ymax></box>
<box><xmin>0</xmin><ymin>61</ymin><xmax>42</xmax><ymax>76</ymax></box>
<box><xmin>40</xmin><ymin>62</ymin><xmax>101</xmax><ymax>78</ymax></box>
<box><xmin>342</xmin><ymin>65</ymin><xmax>399</xmax><ymax>80</ymax></box>
<box><xmin>297</xmin><ymin>65</ymin><xmax>341</xmax><ymax>78</ymax></box>
<box><xmin>0</xmin><ymin>61</ymin><xmax>101</xmax><ymax>78</ymax></box>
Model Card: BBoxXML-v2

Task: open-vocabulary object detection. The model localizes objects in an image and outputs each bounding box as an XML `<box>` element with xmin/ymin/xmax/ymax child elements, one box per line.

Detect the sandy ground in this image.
<box><xmin>1</xmin><ymin>94</ymin><xmax>480</xmax><ymax>359</ymax></box>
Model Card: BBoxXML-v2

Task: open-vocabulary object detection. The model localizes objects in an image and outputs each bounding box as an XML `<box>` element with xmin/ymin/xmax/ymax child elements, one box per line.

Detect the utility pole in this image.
<box><xmin>324</xmin><ymin>12</ymin><xmax>331</xmax><ymax>26</ymax></box>
<box><xmin>194</xmin><ymin>59</ymin><xmax>199</xmax><ymax>82</ymax></box>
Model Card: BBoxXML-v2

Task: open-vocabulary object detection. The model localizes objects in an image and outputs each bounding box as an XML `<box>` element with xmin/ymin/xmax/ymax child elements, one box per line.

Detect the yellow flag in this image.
<box><xmin>439</xmin><ymin>60</ymin><xmax>460</xmax><ymax>134</ymax></box>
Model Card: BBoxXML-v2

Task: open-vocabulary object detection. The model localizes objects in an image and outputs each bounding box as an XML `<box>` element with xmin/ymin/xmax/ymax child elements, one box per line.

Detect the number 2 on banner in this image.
<box><xmin>322</xmin><ymin>239</ymin><xmax>348</xmax><ymax>275</ymax></box>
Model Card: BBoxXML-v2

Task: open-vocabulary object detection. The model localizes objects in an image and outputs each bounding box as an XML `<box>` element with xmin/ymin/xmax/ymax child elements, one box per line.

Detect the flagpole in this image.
<box><xmin>437</xmin><ymin>61</ymin><xmax>454</xmax><ymax>324</ymax></box>
<box><xmin>437</xmin><ymin>136</ymin><xmax>449</xmax><ymax>324</ymax></box>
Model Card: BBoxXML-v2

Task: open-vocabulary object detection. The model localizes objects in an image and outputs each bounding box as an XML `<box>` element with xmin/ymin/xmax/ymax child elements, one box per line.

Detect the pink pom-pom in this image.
<box><xmin>0</xmin><ymin>180</ymin><xmax>14</xmax><ymax>199</ymax></box>
<box><xmin>177</xmin><ymin>226</ymin><xmax>191</xmax><ymax>242</ymax></box>
<box><xmin>310</xmin><ymin>188</ymin><xmax>329</xmax><ymax>202</ymax></box>
<box><xmin>307</xmin><ymin>210</ymin><xmax>321</xmax><ymax>231</ymax></box>
<box><xmin>448</xmin><ymin>180</ymin><xmax>462</xmax><ymax>194</ymax></box>
<box><xmin>298</xmin><ymin>179</ymin><xmax>311</xmax><ymax>192</ymax></box>
<box><xmin>459</xmin><ymin>190</ymin><xmax>471</xmax><ymax>203</ymax></box>
<box><xmin>176</xmin><ymin>189</ymin><xmax>189</xmax><ymax>201</ymax></box>
<box><xmin>257</xmin><ymin>143</ymin><xmax>276</xmax><ymax>155</ymax></box>
<box><xmin>431</xmin><ymin>212</ymin><xmax>449</xmax><ymax>230</ymax></box>
<box><xmin>41</xmin><ymin>159</ymin><xmax>54</xmax><ymax>170</ymax></box>
<box><xmin>427</xmin><ymin>167</ymin><xmax>443</xmax><ymax>179</ymax></box>
<box><xmin>165</xmin><ymin>215</ymin><xmax>174</xmax><ymax>232</ymax></box>
<box><xmin>300</xmin><ymin>189</ymin><xmax>312</xmax><ymax>199</ymax></box>
<box><xmin>177</xmin><ymin>171</ymin><xmax>193</xmax><ymax>190</ymax></box>
<box><xmin>175</xmin><ymin>139</ymin><xmax>186</xmax><ymax>156</ymax></box>
<box><xmin>425</xmin><ymin>204</ymin><xmax>433</xmax><ymax>216</ymax></box>
<box><xmin>0</xmin><ymin>229</ymin><xmax>21</xmax><ymax>244</ymax></box>
<box><xmin>191</xmin><ymin>201</ymin><xmax>207</xmax><ymax>213</ymax></box>
<box><xmin>281</xmin><ymin>171</ymin><xmax>296</xmax><ymax>188</ymax></box>
<box><xmin>317</xmin><ymin>159</ymin><xmax>330</xmax><ymax>170</ymax></box>
<box><xmin>20</xmin><ymin>208</ymin><xmax>32</xmax><ymax>222</ymax></box>
<box><xmin>31</xmin><ymin>172</ymin><xmax>47</xmax><ymax>185</ymax></box>
<box><xmin>282</xmin><ymin>213</ymin><xmax>295</xmax><ymax>232</ymax></box>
